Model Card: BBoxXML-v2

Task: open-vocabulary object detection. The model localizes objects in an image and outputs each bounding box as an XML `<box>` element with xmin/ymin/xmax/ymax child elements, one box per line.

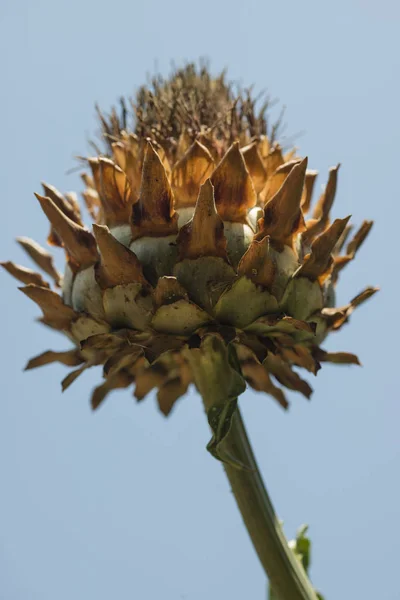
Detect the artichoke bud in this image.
<box><xmin>2</xmin><ymin>64</ymin><xmax>377</xmax><ymax>416</ymax></box>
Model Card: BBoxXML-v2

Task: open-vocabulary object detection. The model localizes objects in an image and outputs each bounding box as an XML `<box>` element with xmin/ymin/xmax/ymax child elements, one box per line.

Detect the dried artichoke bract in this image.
<box><xmin>2</xmin><ymin>65</ymin><xmax>376</xmax><ymax>462</ymax></box>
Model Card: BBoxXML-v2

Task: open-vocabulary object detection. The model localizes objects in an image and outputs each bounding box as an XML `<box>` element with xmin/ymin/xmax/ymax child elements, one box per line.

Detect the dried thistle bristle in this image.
<box><xmin>97</xmin><ymin>62</ymin><xmax>282</xmax><ymax>162</ymax></box>
<box><xmin>2</xmin><ymin>63</ymin><xmax>377</xmax><ymax>434</ymax></box>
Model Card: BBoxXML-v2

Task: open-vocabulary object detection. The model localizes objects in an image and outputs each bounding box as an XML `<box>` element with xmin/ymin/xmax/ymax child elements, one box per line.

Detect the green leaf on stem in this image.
<box><xmin>183</xmin><ymin>334</ymin><xmax>247</xmax><ymax>468</ymax></box>
<box><xmin>269</xmin><ymin>524</ymin><xmax>325</xmax><ymax>599</ymax></box>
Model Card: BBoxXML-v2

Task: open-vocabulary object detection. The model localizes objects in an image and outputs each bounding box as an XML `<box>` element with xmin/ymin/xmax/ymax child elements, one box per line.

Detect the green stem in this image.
<box><xmin>206</xmin><ymin>403</ymin><xmax>318</xmax><ymax>600</ymax></box>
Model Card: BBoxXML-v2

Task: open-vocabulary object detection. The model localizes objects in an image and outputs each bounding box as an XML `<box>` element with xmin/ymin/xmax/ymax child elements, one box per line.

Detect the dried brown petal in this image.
<box><xmin>171</xmin><ymin>141</ymin><xmax>215</xmax><ymax>208</ymax></box>
<box><xmin>332</xmin><ymin>221</ymin><xmax>374</xmax><ymax>282</ymax></box>
<box><xmin>237</xmin><ymin>236</ymin><xmax>276</xmax><ymax>288</ymax></box>
<box><xmin>1</xmin><ymin>261</ymin><xmax>50</xmax><ymax>288</ymax></box>
<box><xmin>264</xmin><ymin>144</ymin><xmax>284</xmax><ymax>174</ymax></box>
<box><xmin>321</xmin><ymin>286</ymin><xmax>379</xmax><ymax>330</ymax></box>
<box><xmin>131</xmin><ymin>142</ymin><xmax>178</xmax><ymax>239</ymax></box>
<box><xmin>35</xmin><ymin>193</ymin><xmax>98</xmax><ymax>270</ymax></box>
<box><xmin>93</xmin><ymin>224</ymin><xmax>148</xmax><ymax>289</ymax></box>
<box><xmin>280</xmin><ymin>345</ymin><xmax>321</xmax><ymax>375</ymax></box>
<box><xmin>134</xmin><ymin>363</ymin><xmax>168</xmax><ymax>400</ymax></box>
<box><xmin>241</xmin><ymin>360</ymin><xmax>288</xmax><ymax>409</ymax></box>
<box><xmin>91</xmin><ymin>371</ymin><xmax>133</xmax><ymax>410</ymax></box>
<box><xmin>211</xmin><ymin>141</ymin><xmax>257</xmax><ymax>222</ymax></box>
<box><xmin>241</xmin><ymin>142</ymin><xmax>267</xmax><ymax>194</ymax></box>
<box><xmin>260</xmin><ymin>159</ymin><xmax>301</xmax><ymax>205</ymax></box>
<box><xmin>197</xmin><ymin>133</ymin><xmax>220</xmax><ymax>161</ymax></box>
<box><xmin>295</xmin><ymin>217</ymin><xmax>351</xmax><ymax>282</ymax></box>
<box><xmin>312</xmin><ymin>164</ymin><xmax>340</xmax><ymax>219</ymax></box>
<box><xmin>176</xmin><ymin>179</ymin><xmax>228</xmax><ymax>261</ymax></box>
<box><xmin>301</xmin><ymin>170</ymin><xmax>318</xmax><ymax>214</ymax></box>
<box><xmin>25</xmin><ymin>349</ymin><xmax>84</xmax><ymax>370</ymax></box>
<box><xmin>41</xmin><ymin>182</ymin><xmax>83</xmax><ymax>246</ymax></box>
<box><xmin>263</xmin><ymin>354</ymin><xmax>313</xmax><ymax>398</ymax></box>
<box><xmin>255</xmin><ymin>158</ymin><xmax>307</xmax><ymax>247</ymax></box>
<box><xmin>103</xmin><ymin>347</ymin><xmax>144</xmax><ymax>377</ymax></box>
<box><xmin>346</xmin><ymin>220</ymin><xmax>373</xmax><ymax>256</ymax></box>
<box><xmin>20</xmin><ymin>285</ymin><xmax>77</xmax><ymax>329</ymax></box>
<box><xmin>89</xmin><ymin>157</ymin><xmax>134</xmax><ymax>226</ymax></box>
<box><xmin>62</xmin><ymin>364</ymin><xmax>89</xmax><ymax>392</ymax></box>
<box><xmin>82</xmin><ymin>188</ymin><xmax>101</xmax><ymax>221</ymax></box>
<box><xmin>157</xmin><ymin>375</ymin><xmax>190</xmax><ymax>416</ymax></box>
<box><xmin>112</xmin><ymin>139</ymin><xmax>142</xmax><ymax>201</ymax></box>
<box><xmin>304</xmin><ymin>164</ymin><xmax>340</xmax><ymax>242</ymax></box>
<box><xmin>314</xmin><ymin>348</ymin><xmax>361</xmax><ymax>365</ymax></box>
<box><xmin>16</xmin><ymin>237</ymin><xmax>61</xmax><ymax>285</ymax></box>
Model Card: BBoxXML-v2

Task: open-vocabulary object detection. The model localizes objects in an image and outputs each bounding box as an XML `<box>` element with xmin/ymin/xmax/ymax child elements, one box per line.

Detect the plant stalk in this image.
<box><xmin>207</xmin><ymin>403</ymin><xmax>318</xmax><ymax>600</ymax></box>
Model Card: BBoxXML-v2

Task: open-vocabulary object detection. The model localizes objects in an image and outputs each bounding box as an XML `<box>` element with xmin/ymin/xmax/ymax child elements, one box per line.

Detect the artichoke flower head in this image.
<box><xmin>2</xmin><ymin>64</ymin><xmax>377</xmax><ymax>463</ymax></box>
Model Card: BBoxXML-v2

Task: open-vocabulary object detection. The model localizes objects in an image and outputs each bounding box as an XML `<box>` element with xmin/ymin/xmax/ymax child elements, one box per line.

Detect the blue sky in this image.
<box><xmin>0</xmin><ymin>1</ymin><xmax>399</xmax><ymax>598</ymax></box>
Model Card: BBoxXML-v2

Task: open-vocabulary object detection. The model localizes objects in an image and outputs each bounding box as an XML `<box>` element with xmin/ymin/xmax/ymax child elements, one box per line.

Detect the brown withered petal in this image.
<box><xmin>176</xmin><ymin>128</ymin><xmax>193</xmax><ymax>159</ymax></box>
<box><xmin>312</xmin><ymin>164</ymin><xmax>340</xmax><ymax>220</ymax></box>
<box><xmin>322</xmin><ymin>286</ymin><xmax>379</xmax><ymax>330</ymax></box>
<box><xmin>1</xmin><ymin>261</ymin><xmax>50</xmax><ymax>288</ymax></box>
<box><xmin>25</xmin><ymin>349</ymin><xmax>84</xmax><ymax>370</ymax></box>
<box><xmin>41</xmin><ymin>182</ymin><xmax>83</xmax><ymax>246</ymax></box>
<box><xmin>263</xmin><ymin>354</ymin><xmax>313</xmax><ymax>398</ymax></box>
<box><xmin>197</xmin><ymin>133</ymin><xmax>220</xmax><ymax>162</ymax></box>
<box><xmin>16</xmin><ymin>237</ymin><xmax>61</xmax><ymax>285</ymax></box>
<box><xmin>103</xmin><ymin>347</ymin><xmax>144</xmax><ymax>377</ymax></box>
<box><xmin>35</xmin><ymin>193</ymin><xmax>98</xmax><ymax>270</ymax></box>
<box><xmin>303</xmin><ymin>164</ymin><xmax>340</xmax><ymax>243</ymax></box>
<box><xmin>89</xmin><ymin>157</ymin><xmax>134</xmax><ymax>226</ymax></box>
<box><xmin>82</xmin><ymin>188</ymin><xmax>101</xmax><ymax>221</ymax></box>
<box><xmin>111</xmin><ymin>140</ymin><xmax>142</xmax><ymax>201</ymax></box>
<box><xmin>19</xmin><ymin>284</ymin><xmax>77</xmax><ymax>329</ymax></box>
<box><xmin>346</xmin><ymin>220</ymin><xmax>374</xmax><ymax>256</ymax></box>
<box><xmin>241</xmin><ymin>360</ymin><xmax>288</xmax><ymax>409</ymax></box>
<box><xmin>93</xmin><ymin>224</ymin><xmax>148</xmax><ymax>289</ymax></box>
<box><xmin>62</xmin><ymin>364</ymin><xmax>89</xmax><ymax>392</ymax></box>
<box><xmin>313</xmin><ymin>348</ymin><xmax>361</xmax><ymax>365</ymax></box>
<box><xmin>211</xmin><ymin>141</ymin><xmax>257</xmax><ymax>222</ymax></box>
<box><xmin>91</xmin><ymin>371</ymin><xmax>133</xmax><ymax>410</ymax></box>
<box><xmin>280</xmin><ymin>345</ymin><xmax>321</xmax><ymax>375</ymax></box>
<box><xmin>176</xmin><ymin>179</ymin><xmax>228</xmax><ymax>261</ymax></box>
<box><xmin>264</xmin><ymin>143</ymin><xmax>284</xmax><ymax>174</ymax></box>
<box><xmin>171</xmin><ymin>140</ymin><xmax>215</xmax><ymax>208</ymax></box>
<box><xmin>131</xmin><ymin>142</ymin><xmax>178</xmax><ymax>239</ymax></box>
<box><xmin>255</xmin><ymin>158</ymin><xmax>307</xmax><ymax>247</ymax></box>
<box><xmin>333</xmin><ymin>223</ymin><xmax>353</xmax><ymax>255</ymax></box>
<box><xmin>260</xmin><ymin>159</ymin><xmax>301</xmax><ymax>205</ymax></box>
<box><xmin>134</xmin><ymin>363</ymin><xmax>168</xmax><ymax>400</ymax></box>
<box><xmin>332</xmin><ymin>221</ymin><xmax>374</xmax><ymax>282</ymax></box>
<box><xmin>241</xmin><ymin>142</ymin><xmax>267</xmax><ymax>194</ymax></box>
<box><xmin>301</xmin><ymin>170</ymin><xmax>318</xmax><ymax>214</ymax></box>
<box><xmin>295</xmin><ymin>216</ymin><xmax>351</xmax><ymax>282</ymax></box>
<box><xmin>157</xmin><ymin>376</ymin><xmax>189</xmax><ymax>415</ymax></box>
<box><xmin>237</xmin><ymin>236</ymin><xmax>276</xmax><ymax>288</ymax></box>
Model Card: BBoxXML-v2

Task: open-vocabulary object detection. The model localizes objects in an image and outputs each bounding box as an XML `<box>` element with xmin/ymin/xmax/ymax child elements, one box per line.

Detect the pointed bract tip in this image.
<box><xmin>176</xmin><ymin>178</ymin><xmax>228</xmax><ymax>261</ymax></box>
<box><xmin>211</xmin><ymin>142</ymin><xmax>256</xmax><ymax>222</ymax></box>
<box><xmin>93</xmin><ymin>223</ymin><xmax>148</xmax><ymax>289</ymax></box>
<box><xmin>35</xmin><ymin>193</ymin><xmax>98</xmax><ymax>270</ymax></box>
<box><xmin>256</xmin><ymin>157</ymin><xmax>307</xmax><ymax>247</ymax></box>
<box><xmin>131</xmin><ymin>142</ymin><xmax>178</xmax><ymax>240</ymax></box>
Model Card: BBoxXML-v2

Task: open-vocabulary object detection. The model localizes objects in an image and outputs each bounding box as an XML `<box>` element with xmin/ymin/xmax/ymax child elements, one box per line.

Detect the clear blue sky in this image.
<box><xmin>0</xmin><ymin>1</ymin><xmax>398</xmax><ymax>598</ymax></box>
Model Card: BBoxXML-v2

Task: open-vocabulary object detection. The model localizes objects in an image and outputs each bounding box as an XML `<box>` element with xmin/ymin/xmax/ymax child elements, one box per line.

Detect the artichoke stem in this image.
<box><xmin>204</xmin><ymin>403</ymin><xmax>318</xmax><ymax>600</ymax></box>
